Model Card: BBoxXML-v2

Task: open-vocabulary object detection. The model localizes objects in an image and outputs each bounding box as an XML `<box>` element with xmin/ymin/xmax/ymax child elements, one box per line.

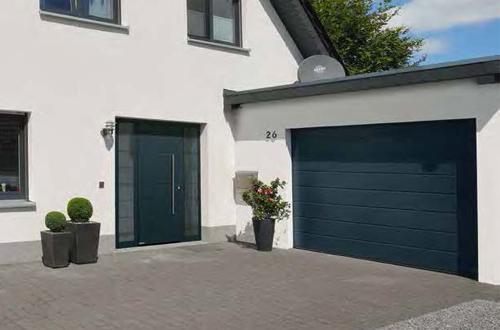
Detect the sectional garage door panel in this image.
<box><xmin>292</xmin><ymin>120</ymin><xmax>478</xmax><ymax>278</ymax></box>
<box><xmin>294</xmin><ymin>218</ymin><xmax>458</xmax><ymax>252</ymax></box>
<box><xmin>294</xmin><ymin>186</ymin><xmax>457</xmax><ymax>213</ymax></box>
<box><xmin>295</xmin><ymin>161</ymin><xmax>458</xmax><ymax>176</ymax></box>
<box><xmin>295</xmin><ymin>203</ymin><xmax>458</xmax><ymax>233</ymax></box>
<box><xmin>296</xmin><ymin>233</ymin><xmax>459</xmax><ymax>274</ymax></box>
<box><xmin>294</xmin><ymin>171</ymin><xmax>457</xmax><ymax>194</ymax></box>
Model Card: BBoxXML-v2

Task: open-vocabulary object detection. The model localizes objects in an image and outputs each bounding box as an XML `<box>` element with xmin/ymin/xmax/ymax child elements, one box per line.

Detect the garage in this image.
<box><xmin>292</xmin><ymin>120</ymin><xmax>478</xmax><ymax>279</ymax></box>
<box><xmin>228</xmin><ymin>57</ymin><xmax>499</xmax><ymax>284</ymax></box>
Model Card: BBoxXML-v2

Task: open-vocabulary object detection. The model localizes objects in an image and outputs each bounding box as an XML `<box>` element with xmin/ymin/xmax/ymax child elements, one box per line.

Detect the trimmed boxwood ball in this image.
<box><xmin>67</xmin><ymin>197</ymin><xmax>93</xmax><ymax>223</ymax></box>
<box><xmin>45</xmin><ymin>211</ymin><xmax>67</xmax><ymax>233</ymax></box>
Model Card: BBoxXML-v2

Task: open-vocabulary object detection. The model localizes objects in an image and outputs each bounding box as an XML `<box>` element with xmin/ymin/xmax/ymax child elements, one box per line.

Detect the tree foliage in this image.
<box><xmin>312</xmin><ymin>0</ymin><xmax>426</xmax><ymax>75</ymax></box>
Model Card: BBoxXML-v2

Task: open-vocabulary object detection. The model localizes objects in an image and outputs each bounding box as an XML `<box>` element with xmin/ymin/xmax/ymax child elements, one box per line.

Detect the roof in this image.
<box><xmin>270</xmin><ymin>0</ymin><xmax>344</xmax><ymax>66</ymax></box>
<box><xmin>224</xmin><ymin>56</ymin><xmax>500</xmax><ymax>107</ymax></box>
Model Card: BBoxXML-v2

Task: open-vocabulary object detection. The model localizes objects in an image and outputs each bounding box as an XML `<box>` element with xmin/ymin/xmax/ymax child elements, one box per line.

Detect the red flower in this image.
<box><xmin>269</xmin><ymin>189</ymin><xmax>274</xmax><ymax>194</ymax></box>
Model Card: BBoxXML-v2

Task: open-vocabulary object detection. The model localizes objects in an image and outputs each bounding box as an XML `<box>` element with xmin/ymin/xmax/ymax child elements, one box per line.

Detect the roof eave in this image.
<box><xmin>225</xmin><ymin>56</ymin><xmax>500</xmax><ymax>107</ymax></box>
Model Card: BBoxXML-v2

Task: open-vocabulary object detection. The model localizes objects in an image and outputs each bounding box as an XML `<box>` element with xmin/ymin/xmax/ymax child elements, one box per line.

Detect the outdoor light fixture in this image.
<box><xmin>101</xmin><ymin>121</ymin><xmax>116</xmax><ymax>137</ymax></box>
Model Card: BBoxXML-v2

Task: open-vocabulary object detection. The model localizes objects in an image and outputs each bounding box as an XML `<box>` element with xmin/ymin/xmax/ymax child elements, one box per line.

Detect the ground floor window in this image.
<box><xmin>0</xmin><ymin>114</ymin><xmax>27</xmax><ymax>200</ymax></box>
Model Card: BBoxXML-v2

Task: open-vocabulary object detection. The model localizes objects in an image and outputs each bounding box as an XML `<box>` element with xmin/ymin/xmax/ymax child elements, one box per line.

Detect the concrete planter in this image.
<box><xmin>67</xmin><ymin>222</ymin><xmax>101</xmax><ymax>264</ymax></box>
<box><xmin>253</xmin><ymin>218</ymin><xmax>276</xmax><ymax>252</ymax></box>
<box><xmin>41</xmin><ymin>231</ymin><xmax>73</xmax><ymax>268</ymax></box>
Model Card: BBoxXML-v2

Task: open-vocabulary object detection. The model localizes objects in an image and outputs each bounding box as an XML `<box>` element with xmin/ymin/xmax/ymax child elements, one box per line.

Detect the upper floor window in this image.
<box><xmin>188</xmin><ymin>0</ymin><xmax>242</xmax><ymax>46</ymax></box>
<box><xmin>0</xmin><ymin>114</ymin><xmax>27</xmax><ymax>201</ymax></box>
<box><xmin>40</xmin><ymin>0</ymin><xmax>120</xmax><ymax>24</ymax></box>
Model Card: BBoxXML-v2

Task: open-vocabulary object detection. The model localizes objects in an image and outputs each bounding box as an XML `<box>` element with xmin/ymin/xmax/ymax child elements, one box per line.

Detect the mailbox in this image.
<box><xmin>234</xmin><ymin>171</ymin><xmax>258</xmax><ymax>205</ymax></box>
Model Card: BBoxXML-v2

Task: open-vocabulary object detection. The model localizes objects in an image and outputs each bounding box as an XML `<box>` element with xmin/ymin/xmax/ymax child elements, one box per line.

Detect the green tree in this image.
<box><xmin>312</xmin><ymin>0</ymin><xmax>426</xmax><ymax>75</ymax></box>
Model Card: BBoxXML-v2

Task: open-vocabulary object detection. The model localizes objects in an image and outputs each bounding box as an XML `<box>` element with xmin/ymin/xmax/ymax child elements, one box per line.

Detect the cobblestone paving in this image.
<box><xmin>0</xmin><ymin>243</ymin><xmax>499</xmax><ymax>330</ymax></box>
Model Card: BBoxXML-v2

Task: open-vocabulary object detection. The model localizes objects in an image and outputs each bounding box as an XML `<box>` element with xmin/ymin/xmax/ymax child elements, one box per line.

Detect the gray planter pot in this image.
<box><xmin>41</xmin><ymin>231</ymin><xmax>73</xmax><ymax>268</ymax></box>
<box><xmin>253</xmin><ymin>218</ymin><xmax>276</xmax><ymax>252</ymax></box>
<box><xmin>67</xmin><ymin>222</ymin><xmax>101</xmax><ymax>264</ymax></box>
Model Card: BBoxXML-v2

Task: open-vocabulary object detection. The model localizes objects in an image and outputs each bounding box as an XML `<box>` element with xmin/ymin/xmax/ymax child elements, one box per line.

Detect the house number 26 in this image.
<box><xmin>266</xmin><ymin>131</ymin><xmax>278</xmax><ymax>140</ymax></box>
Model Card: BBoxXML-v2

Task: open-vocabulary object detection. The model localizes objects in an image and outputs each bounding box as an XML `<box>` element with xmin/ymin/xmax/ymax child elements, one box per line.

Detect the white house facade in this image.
<box><xmin>0</xmin><ymin>0</ymin><xmax>332</xmax><ymax>260</ymax></box>
<box><xmin>1</xmin><ymin>1</ymin><xmax>499</xmax><ymax>285</ymax></box>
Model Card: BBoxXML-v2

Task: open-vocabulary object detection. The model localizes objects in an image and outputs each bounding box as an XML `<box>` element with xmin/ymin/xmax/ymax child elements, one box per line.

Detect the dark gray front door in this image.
<box><xmin>116</xmin><ymin>120</ymin><xmax>201</xmax><ymax>248</ymax></box>
<box><xmin>137</xmin><ymin>121</ymin><xmax>184</xmax><ymax>245</ymax></box>
<box><xmin>292</xmin><ymin>120</ymin><xmax>478</xmax><ymax>279</ymax></box>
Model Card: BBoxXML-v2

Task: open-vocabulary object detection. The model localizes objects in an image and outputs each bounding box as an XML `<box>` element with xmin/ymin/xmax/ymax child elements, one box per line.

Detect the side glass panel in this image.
<box><xmin>0</xmin><ymin>114</ymin><xmax>25</xmax><ymax>200</ymax></box>
<box><xmin>183</xmin><ymin>126</ymin><xmax>201</xmax><ymax>241</ymax></box>
<box><xmin>188</xmin><ymin>0</ymin><xmax>208</xmax><ymax>39</ymax></box>
<box><xmin>88</xmin><ymin>0</ymin><xmax>114</xmax><ymax>20</ymax></box>
<box><xmin>41</xmin><ymin>0</ymin><xmax>72</xmax><ymax>12</ymax></box>
<box><xmin>212</xmin><ymin>0</ymin><xmax>236</xmax><ymax>44</ymax></box>
<box><xmin>117</xmin><ymin>122</ymin><xmax>136</xmax><ymax>245</ymax></box>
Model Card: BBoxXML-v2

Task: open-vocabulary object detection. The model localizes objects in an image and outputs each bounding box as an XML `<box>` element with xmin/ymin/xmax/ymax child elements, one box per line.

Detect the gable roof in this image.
<box><xmin>269</xmin><ymin>0</ymin><xmax>344</xmax><ymax>65</ymax></box>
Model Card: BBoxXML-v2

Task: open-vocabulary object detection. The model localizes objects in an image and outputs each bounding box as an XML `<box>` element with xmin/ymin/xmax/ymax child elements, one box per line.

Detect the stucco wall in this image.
<box><xmin>232</xmin><ymin>79</ymin><xmax>500</xmax><ymax>285</ymax></box>
<box><xmin>0</xmin><ymin>0</ymin><xmax>302</xmax><ymax>245</ymax></box>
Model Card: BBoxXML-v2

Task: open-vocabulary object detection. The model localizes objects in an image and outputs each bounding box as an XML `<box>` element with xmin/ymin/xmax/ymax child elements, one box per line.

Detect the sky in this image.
<box><xmin>387</xmin><ymin>0</ymin><xmax>500</xmax><ymax>65</ymax></box>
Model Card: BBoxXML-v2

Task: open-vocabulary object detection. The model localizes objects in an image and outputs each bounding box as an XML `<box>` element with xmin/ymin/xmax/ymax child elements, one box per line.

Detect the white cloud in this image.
<box><xmin>421</xmin><ymin>38</ymin><xmax>448</xmax><ymax>54</ymax></box>
<box><xmin>389</xmin><ymin>0</ymin><xmax>500</xmax><ymax>32</ymax></box>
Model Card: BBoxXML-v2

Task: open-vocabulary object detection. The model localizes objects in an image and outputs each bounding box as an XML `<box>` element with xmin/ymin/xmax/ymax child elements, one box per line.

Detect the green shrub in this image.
<box><xmin>242</xmin><ymin>178</ymin><xmax>290</xmax><ymax>221</ymax></box>
<box><xmin>67</xmin><ymin>197</ymin><xmax>93</xmax><ymax>223</ymax></box>
<box><xmin>45</xmin><ymin>211</ymin><xmax>67</xmax><ymax>232</ymax></box>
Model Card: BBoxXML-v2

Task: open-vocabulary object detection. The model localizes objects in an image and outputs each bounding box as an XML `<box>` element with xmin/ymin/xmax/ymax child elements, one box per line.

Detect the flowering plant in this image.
<box><xmin>242</xmin><ymin>178</ymin><xmax>290</xmax><ymax>221</ymax></box>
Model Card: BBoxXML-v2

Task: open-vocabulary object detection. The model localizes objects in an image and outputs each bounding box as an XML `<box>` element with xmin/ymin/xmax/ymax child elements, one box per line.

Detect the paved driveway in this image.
<box><xmin>0</xmin><ymin>243</ymin><xmax>498</xmax><ymax>330</ymax></box>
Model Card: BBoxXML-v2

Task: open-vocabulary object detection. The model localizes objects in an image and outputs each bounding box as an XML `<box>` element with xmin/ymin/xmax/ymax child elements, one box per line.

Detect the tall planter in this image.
<box><xmin>253</xmin><ymin>218</ymin><xmax>276</xmax><ymax>251</ymax></box>
<box><xmin>41</xmin><ymin>231</ymin><xmax>73</xmax><ymax>268</ymax></box>
<box><xmin>67</xmin><ymin>222</ymin><xmax>101</xmax><ymax>264</ymax></box>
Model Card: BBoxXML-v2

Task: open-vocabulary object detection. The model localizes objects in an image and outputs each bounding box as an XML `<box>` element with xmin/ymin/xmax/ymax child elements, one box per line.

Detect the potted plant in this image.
<box><xmin>41</xmin><ymin>211</ymin><xmax>72</xmax><ymax>268</ymax></box>
<box><xmin>242</xmin><ymin>178</ymin><xmax>290</xmax><ymax>251</ymax></box>
<box><xmin>66</xmin><ymin>197</ymin><xmax>100</xmax><ymax>264</ymax></box>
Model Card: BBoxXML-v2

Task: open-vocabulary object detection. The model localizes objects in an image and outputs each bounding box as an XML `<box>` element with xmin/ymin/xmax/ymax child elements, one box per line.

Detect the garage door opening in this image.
<box><xmin>292</xmin><ymin>119</ymin><xmax>478</xmax><ymax>279</ymax></box>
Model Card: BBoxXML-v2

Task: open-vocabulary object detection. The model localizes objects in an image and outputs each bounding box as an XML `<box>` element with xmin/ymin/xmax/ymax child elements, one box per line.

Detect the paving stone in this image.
<box><xmin>0</xmin><ymin>243</ymin><xmax>498</xmax><ymax>330</ymax></box>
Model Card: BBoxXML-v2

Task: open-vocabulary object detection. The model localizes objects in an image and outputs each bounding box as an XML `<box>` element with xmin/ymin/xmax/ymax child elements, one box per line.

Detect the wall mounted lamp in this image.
<box><xmin>101</xmin><ymin>121</ymin><xmax>116</xmax><ymax>137</ymax></box>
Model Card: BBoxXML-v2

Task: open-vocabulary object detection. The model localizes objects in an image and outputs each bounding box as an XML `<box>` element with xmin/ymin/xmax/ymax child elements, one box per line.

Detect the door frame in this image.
<box><xmin>115</xmin><ymin>117</ymin><xmax>202</xmax><ymax>249</ymax></box>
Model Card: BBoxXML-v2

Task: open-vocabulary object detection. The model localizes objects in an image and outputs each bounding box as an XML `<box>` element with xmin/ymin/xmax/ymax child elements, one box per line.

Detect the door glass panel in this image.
<box><xmin>188</xmin><ymin>0</ymin><xmax>208</xmax><ymax>38</ymax></box>
<box><xmin>213</xmin><ymin>0</ymin><xmax>235</xmax><ymax>43</ymax></box>
<box><xmin>117</xmin><ymin>122</ymin><xmax>135</xmax><ymax>244</ymax></box>
<box><xmin>183</xmin><ymin>126</ymin><xmax>200</xmax><ymax>241</ymax></box>
<box><xmin>89</xmin><ymin>0</ymin><xmax>114</xmax><ymax>19</ymax></box>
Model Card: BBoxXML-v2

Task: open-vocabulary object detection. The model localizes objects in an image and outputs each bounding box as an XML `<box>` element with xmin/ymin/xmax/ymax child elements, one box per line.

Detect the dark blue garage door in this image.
<box><xmin>292</xmin><ymin>120</ymin><xmax>478</xmax><ymax>279</ymax></box>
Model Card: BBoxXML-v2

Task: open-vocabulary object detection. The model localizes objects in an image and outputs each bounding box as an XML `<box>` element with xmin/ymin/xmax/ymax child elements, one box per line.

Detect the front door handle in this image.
<box><xmin>172</xmin><ymin>155</ymin><xmax>175</xmax><ymax>215</ymax></box>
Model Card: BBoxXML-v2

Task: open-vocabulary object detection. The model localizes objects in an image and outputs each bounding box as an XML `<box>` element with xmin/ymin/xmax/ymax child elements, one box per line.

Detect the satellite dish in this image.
<box><xmin>298</xmin><ymin>55</ymin><xmax>346</xmax><ymax>83</ymax></box>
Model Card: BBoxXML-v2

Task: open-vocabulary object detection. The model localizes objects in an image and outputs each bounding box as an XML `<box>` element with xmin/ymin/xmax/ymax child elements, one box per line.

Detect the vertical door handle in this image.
<box><xmin>172</xmin><ymin>155</ymin><xmax>175</xmax><ymax>215</ymax></box>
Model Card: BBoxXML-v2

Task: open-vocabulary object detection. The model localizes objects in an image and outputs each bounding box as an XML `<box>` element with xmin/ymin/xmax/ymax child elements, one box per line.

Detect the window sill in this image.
<box><xmin>39</xmin><ymin>10</ymin><xmax>129</xmax><ymax>33</ymax></box>
<box><xmin>0</xmin><ymin>200</ymin><xmax>37</xmax><ymax>212</ymax></box>
<box><xmin>188</xmin><ymin>38</ymin><xmax>251</xmax><ymax>55</ymax></box>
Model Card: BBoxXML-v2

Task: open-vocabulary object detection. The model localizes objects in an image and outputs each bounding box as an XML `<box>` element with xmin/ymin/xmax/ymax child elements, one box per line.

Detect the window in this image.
<box><xmin>40</xmin><ymin>0</ymin><xmax>120</xmax><ymax>24</ymax></box>
<box><xmin>0</xmin><ymin>114</ymin><xmax>27</xmax><ymax>200</ymax></box>
<box><xmin>188</xmin><ymin>0</ymin><xmax>241</xmax><ymax>46</ymax></box>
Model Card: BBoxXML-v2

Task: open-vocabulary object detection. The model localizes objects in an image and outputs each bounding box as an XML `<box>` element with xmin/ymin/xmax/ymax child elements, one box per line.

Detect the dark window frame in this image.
<box><xmin>0</xmin><ymin>114</ymin><xmax>28</xmax><ymax>201</ymax></box>
<box><xmin>40</xmin><ymin>0</ymin><xmax>121</xmax><ymax>25</ymax></box>
<box><xmin>188</xmin><ymin>0</ymin><xmax>242</xmax><ymax>47</ymax></box>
